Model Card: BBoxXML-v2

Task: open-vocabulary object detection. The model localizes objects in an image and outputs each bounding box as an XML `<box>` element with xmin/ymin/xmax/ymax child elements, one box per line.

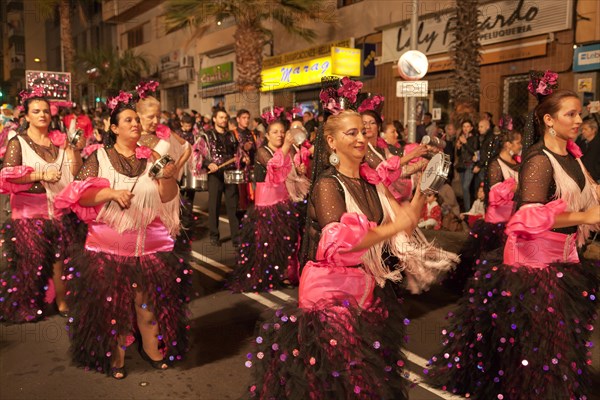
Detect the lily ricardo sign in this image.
<box><xmin>382</xmin><ymin>0</ymin><xmax>573</xmax><ymax>64</ymax></box>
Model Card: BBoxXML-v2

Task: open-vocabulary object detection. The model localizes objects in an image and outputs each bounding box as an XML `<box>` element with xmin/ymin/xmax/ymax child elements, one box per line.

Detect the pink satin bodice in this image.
<box><xmin>298</xmin><ymin>213</ymin><xmax>376</xmax><ymax>310</ymax></box>
<box><xmin>503</xmin><ymin>200</ymin><xmax>579</xmax><ymax>269</ymax></box>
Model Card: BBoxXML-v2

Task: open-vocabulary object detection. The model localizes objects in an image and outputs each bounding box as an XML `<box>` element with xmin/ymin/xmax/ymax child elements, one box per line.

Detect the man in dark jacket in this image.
<box><xmin>576</xmin><ymin>118</ymin><xmax>600</xmax><ymax>182</ymax></box>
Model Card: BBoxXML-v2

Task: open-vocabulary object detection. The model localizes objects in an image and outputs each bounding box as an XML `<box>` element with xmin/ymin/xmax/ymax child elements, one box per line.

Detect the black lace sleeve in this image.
<box><xmin>487</xmin><ymin>158</ymin><xmax>504</xmax><ymax>188</ymax></box>
<box><xmin>3</xmin><ymin>136</ymin><xmax>22</xmax><ymax>167</ymax></box>
<box><xmin>303</xmin><ymin>176</ymin><xmax>346</xmax><ymax>263</ymax></box>
<box><xmin>517</xmin><ymin>152</ymin><xmax>553</xmax><ymax>205</ymax></box>
<box><xmin>75</xmin><ymin>151</ymin><xmax>100</xmax><ymax>180</ymax></box>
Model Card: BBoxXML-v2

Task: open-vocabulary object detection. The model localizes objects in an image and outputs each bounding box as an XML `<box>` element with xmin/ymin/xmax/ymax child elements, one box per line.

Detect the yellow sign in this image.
<box><xmin>261</xmin><ymin>47</ymin><xmax>362</xmax><ymax>92</ymax></box>
<box><xmin>331</xmin><ymin>47</ymin><xmax>362</xmax><ymax>76</ymax></box>
<box><xmin>261</xmin><ymin>56</ymin><xmax>333</xmax><ymax>92</ymax></box>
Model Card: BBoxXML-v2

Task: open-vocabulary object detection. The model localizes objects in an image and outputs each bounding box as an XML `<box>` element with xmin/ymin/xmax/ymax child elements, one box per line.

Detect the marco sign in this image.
<box><xmin>382</xmin><ymin>0</ymin><xmax>573</xmax><ymax>63</ymax></box>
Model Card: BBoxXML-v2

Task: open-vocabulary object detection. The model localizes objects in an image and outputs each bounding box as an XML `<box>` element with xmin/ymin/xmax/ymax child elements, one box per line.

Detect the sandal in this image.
<box><xmin>110</xmin><ymin>366</ymin><xmax>127</xmax><ymax>380</ymax></box>
<box><xmin>138</xmin><ymin>345</ymin><xmax>168</xmax><ymax>370</ymax></box>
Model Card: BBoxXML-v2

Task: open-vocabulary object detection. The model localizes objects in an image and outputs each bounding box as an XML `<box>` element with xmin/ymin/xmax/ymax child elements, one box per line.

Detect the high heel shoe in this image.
<box><xmin>110</xmin><ymin>366</ymin><xmax>127</xmax><ymax>380</ymax></box>
<box><xmin>138</xmin><ymin>345</ymin><xmax>168</xmax><ymax>370</ymax></box>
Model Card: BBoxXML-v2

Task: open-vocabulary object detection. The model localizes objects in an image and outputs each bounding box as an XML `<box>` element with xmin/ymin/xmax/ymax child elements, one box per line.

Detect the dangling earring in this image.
<box><xmin>549</xmin><ymin>126</ymin><xmax>556</xmax><ymax>137</ymax></box>
<box><xmin>329</xmin><ymin>150</ymin><xmax>340</xmax><ymax>166</ymax></box>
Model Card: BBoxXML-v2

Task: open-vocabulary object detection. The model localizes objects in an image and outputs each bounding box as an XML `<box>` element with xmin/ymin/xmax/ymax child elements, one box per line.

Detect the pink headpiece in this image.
<box><xmin>18</xmin><ymin>87</ymin><xmax>45</xmax><ymax>103</ymax></box>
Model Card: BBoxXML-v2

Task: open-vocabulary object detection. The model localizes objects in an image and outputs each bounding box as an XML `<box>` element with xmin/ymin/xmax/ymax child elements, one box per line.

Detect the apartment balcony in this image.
<box><xmin>102</xmin><ymin>0</ymin><xmax>164</xmax><ymax>23</ymax></box>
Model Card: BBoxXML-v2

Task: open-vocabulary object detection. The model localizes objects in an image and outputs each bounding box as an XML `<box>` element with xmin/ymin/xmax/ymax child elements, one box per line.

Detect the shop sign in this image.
<box><xmin>382</xmin><ymin>0</ymin><xmax>573</xmax><ymax>63</ymax></box>
<box><xmin>26</xmin><ymin>70</ymin><xmax>71</xmax><ymax>101</ymax></box>
<box><xmin>198</xmin><ymin>62</ymin><xmax>234</xmax><ymax>88</ymax></box>
<box><xmin>263</xmin><ymin>39</ymin><xmax>352</xmax><ymax>69</ymax></box>
<box><xmin>422</xmin><ymin>35</ymin><xmax>548</xmax><ymax>73</ymax></box>
<box><xmin>331</xmin><ymin>47</ymin><xmax>361</xmax><ymax>77</ymax></box>
<box><xmin>574</xmin><ymin>43</ymin><xmax>600</xmax><ymax>72</ymax></box>
<box><xmin>361</xmin><ymin>43</ymin><xmax>377</xmax><ymax>76</ymax></box>
<box><xmin>261</xmin><ymin>48</ymin><xmax>361</xmax><ymax>92</ymax></box>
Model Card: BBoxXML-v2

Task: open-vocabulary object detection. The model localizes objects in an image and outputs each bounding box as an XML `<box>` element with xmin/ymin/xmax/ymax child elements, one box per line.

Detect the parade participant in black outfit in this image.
<box><xmin>229</xmin><ymin>120</ymin><xmax>308</xmax><ymax>292</ymax></box>
<box><xmin>427</xmin><ymin>74</ymin><xmax>600</xmax><ymax>399</ymax></box>
<box><xmin>203</xmin><ymin>108</ymin><xmax>241</xmax><ymax>247</ymax></box>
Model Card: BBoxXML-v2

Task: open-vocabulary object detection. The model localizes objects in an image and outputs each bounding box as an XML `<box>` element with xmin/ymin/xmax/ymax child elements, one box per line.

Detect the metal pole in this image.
<box><xmin>407</xmin><ymin>0</ymin><xmax>418</xmax><ymax>144</ymax></box>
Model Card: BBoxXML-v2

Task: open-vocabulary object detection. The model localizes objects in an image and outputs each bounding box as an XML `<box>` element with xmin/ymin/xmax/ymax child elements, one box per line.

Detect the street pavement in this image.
<box><xmin>1</xmin><ymin>192</ymin><xmax>599</xmax><ymax>400</ymax></box>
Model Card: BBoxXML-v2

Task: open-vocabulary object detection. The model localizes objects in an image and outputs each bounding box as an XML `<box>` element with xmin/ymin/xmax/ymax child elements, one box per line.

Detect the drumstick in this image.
<box><xmin>208</xmin><ymin>157</ymin><xmax>237</xmax><ymax>174</ymax></box>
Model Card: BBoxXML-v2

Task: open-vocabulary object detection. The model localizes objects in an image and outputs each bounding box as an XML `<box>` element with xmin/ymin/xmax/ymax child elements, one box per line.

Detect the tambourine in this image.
<box><xmin>289</xmin><ymin>127</ymin><xmax>308</xmax><ymax>146</ymax></box>
<box><xmin>148</xmin><ymin>154</ymin><xmax>175</xmax><ymax>179</ymax></box>
<box><xmin>69</xmin><ymin>129</ymin><xmax>83</xmax><ymax>147</ymax></box>
<box><xmin>420</xmin><ymin>153</ymin><xmax>451</xmax><ymax>194</ymax></box>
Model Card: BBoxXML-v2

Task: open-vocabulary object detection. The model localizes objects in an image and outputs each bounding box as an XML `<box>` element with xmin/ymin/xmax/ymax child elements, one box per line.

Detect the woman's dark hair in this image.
<box><xmin>499</xmin><ymin>131</ymin><xmax>522</xmax><ymax>148</ymax></box>
<box><xmin>106</xmin><ymin>103</ymin><xmax>136</xmax><ymax>147</ymax></box>
<box><xmin>23</xmin><ymin>96</ymin><xmax>50</xmax><ymax>114</ymax></box>
<box><xmin>523</xmin><ymin>89</ymin><xmax>579</xmax><ymax>154</ymax></box>
<box><xmin>360</xmin><ymin>110</ymin><xmax>383</xmax><ymax>131</ymax></box>
<box><xmin>18</xmin><ymin>96</ymin><xmax>51</xmax><ymax>132</ymax></box>
<box><xmin>181</xmin><ymin>114</ymin><xmax>194</xmax><ymax>125</ymax></box>
<box><xmin>393</xmin><ymin>120</ymin><xmax>404</xmax><ymax>135</ymax></box>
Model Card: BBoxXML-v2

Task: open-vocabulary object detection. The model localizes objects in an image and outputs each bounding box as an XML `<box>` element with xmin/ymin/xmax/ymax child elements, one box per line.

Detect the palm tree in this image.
<box><xmin>37</xmin><ymin>0</ymin><xmax>76</xmax><ymax>74</ymax></box>
<box><xmin>449</xmin><ymin>0</ymin><xmax>481</xmax><ymax>126</ymax></box>
<box><xmin>165</xmin><ymin>0</ymin><xmax>335</xmax><ymax>115</ymax></box>
<box><xmin>76</xmin><ymin>49</ymin><xmax>151</xmax><ymax>97</ymax></box>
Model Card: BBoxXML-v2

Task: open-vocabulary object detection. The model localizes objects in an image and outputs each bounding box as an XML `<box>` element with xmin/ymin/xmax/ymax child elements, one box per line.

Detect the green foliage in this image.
<box><xmin>76</xmin><ymin>49</ymin><xmax>151</xmax><ymax>97</ymax></box>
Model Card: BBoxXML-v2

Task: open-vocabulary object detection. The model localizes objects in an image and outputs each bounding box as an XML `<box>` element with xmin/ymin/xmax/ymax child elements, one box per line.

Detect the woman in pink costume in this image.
<box><xmin>426</xmin><ymin>88</ymin><xmax>600</xmax><ymax>399</ymax></box>
<box><xmin>136</xmin><ymin>90</ymin><xmax>192</xmax><ymax>251</ymax></box>
<box><xmin>447</xmin><ymin>131</ymin><xmax>523</xmax><ymax>289</ymax></box>
<box><xmin>0</xmin><ymin>90</ymin><xmax>82</xmax><ymax>322</ymax></box>
<box><xmin>247</xmin><ymin>110</ymin><xmax>431</xmax><ymax>399</ymax></box>
<box><xmin>55</xmin><ymin>96</ymin><xmax>190</xmax><ymax>379</ymax></box>
<box><xmin>229</xmin><ymin>120</ymin><xmax>309</xmax><ymax>292</ymax></box>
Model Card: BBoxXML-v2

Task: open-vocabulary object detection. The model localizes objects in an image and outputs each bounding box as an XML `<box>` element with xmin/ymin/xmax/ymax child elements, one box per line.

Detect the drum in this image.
<box><xmin>224</xmin><ymin>170</ymin><xmax>247</xmax><ymax>185</ymax></box>
<box><xmin>182</xmin><ymin>164</ymin><xmax>208</xmax><ymax>191</ymax></box>
<box><xmin>149</xmin><ymin>154</ymin><xmax>174</xmax><ymax>179</ymax></box>
<box><xmin>420</xmin><ymin>153</ymin><xmax>451</xmax><ymax>194</ymax></box>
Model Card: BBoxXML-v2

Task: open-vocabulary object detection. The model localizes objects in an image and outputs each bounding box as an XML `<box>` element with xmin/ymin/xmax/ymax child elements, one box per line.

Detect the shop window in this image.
<box><xmin>432</xmin><ymin>89</ymin><xmax>451</xmax><ymax>126</ymax></box>
<box><xmin>125</xmin><ymin>23</ymin><xmax>149</xmax><ymax>49</ymax></box>
<box><xmin>166</xmin><ymin>85</ymin><xmax>189</xmax><ymax>110</ymax></box>
<box><xmin>503</xmin><ymin>75</ymin><xmax>529</xmax><ymax>122</ymax></box>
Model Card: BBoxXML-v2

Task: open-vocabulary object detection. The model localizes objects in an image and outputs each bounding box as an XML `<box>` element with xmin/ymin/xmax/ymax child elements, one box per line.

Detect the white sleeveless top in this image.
<box><xmin>94</xmin><ymin>148</ymin><xmax>180</xmax><ymax>235</ymax></box>
<box><xmin>17</xmin><ymin>135</ymin><xmax>75</xmax><ymax>218</ymax></box>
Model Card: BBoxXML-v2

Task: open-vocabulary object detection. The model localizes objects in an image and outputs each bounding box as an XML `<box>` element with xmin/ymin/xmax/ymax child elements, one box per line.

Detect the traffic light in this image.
<box><xmin>95</xmin><ymin>96</ymin><xmax>100</xmax><ymax>103</ymax></box>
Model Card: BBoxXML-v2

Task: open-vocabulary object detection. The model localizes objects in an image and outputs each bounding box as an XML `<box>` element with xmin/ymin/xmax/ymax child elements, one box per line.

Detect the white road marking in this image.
<box><xmin>189</xmin><ymin>242</ymin><xmax>462</xmax><ymax>399</ymax></box>
<box><xmin>269</xmin><ymin>290</ymin><xmax>294</xmax><ymax>302</ymax></box>
<box><xmin>191</xmin><ymin>250</ymin><xmax>232</xmax><ymax>272</ymax></box>
<box><xmin>189</xmin><ymin>261</ymin><xmax>223</xmax><ymax>281</ymax></box>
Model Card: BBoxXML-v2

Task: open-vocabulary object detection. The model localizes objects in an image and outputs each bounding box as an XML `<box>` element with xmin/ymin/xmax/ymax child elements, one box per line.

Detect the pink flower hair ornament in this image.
<box><xmin>18</xmin><ymin>87</ymin><xmax>46</xmax><ymax>103</ymax></box>
<box><xmin>261</xmin><ymin>106</ymin><xmax>285</xmax><ymax>125</ymax></box>
<box><xmin>528</xmin><ymin>70</ymin><xmax>559</xmax><ymax>101</ymax></box>
<box><xmin>107</xmin><ymin>91</ymin><xmax>134</xmax><ymax>112</ymax></box>
<box><xmin>319</xmin><ymin>77</ymin><xmax>383</xmax><ymax>115</ymax></box>
<box><xmin>135</xmin><ymin>81</ymin><xmax>159</xmax><ymax>99</ymax></box>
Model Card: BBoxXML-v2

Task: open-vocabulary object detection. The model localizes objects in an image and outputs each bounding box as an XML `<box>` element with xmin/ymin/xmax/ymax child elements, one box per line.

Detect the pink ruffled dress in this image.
<box><xmin>54</xmin><ymin>147</ymin><xmax>190</xmax><ymax>375</ymax></box>
<box><xmin>247</xmin><ymin>172</ymin><xmax>409</xmax><ymax>400</ymax></box>
<box><xmin>427</xmin><ymin>140</ymin><xmax>599</xmax><ymax>400</ymax></box>
<box><xmin>0</xmin><ymin>133</ymin><xmax>80</xmax><ymax>322</ymax></box>
<box><xmin>229</xmin><ymin>147</ymin><xmax>308</xmax><ymax>292</ymax></box>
